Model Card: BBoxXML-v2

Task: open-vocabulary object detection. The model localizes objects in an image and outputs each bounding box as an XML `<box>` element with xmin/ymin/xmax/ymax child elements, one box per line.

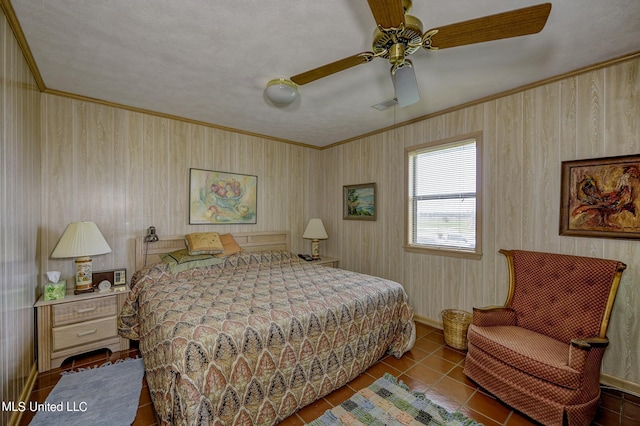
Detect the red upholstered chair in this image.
<box><xmin>463</xmin><ymin>249</ymin><xmax>626</xmax><ymax>426</ymax></box>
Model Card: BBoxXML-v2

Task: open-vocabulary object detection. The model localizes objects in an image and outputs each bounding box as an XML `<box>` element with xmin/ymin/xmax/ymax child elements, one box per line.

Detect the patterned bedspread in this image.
<box><xmin>118</xmin><ymin>251</ymin><xmax>415</xmax><ymax>425</ymax></box>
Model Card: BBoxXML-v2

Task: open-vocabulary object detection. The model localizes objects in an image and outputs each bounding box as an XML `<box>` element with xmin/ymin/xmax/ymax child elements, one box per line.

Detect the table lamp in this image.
<box><xmin>51</xmin><ymin>222</ymin><xmax>112</xmax><ymax>294</ymax></box>
<box><xmin>303</xmin><ymin>218</ymin><xmax>328</xmax><ymax>260</ymax></box>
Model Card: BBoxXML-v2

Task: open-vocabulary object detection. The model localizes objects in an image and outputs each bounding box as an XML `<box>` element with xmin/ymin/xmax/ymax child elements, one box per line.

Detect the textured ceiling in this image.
<box><xmin>9</xmin><ymin>0</ymin><xmax>640</xmax><ymax>147</ymax></box>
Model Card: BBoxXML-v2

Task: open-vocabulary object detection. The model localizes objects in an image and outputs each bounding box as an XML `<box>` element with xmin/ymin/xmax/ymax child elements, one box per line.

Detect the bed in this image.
<box><xmin>118</xmin><ymin>231</ymin><xmax>415</xmax><ymax>425</ymax></box>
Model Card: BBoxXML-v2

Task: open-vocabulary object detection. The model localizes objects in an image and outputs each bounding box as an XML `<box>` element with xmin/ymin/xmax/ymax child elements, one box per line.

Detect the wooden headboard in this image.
<box><xmin>134</xmin><ymin>231</ymin><xmax>290</xmax><ymax>271</ymax></box>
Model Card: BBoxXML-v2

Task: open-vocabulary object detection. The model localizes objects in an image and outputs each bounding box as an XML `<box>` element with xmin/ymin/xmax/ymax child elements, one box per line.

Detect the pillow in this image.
<box><xmin>160</xmin><ymin>249</ymin><xmax>224</xmax><ymax>273</ymax></box>
<box><xmin>215</xmin><ymin>233</ymin><xmax>243</xmax><ymax>257</ymax></box>
<box><xmin>185</xmin><ymin>232</ymin><xmax>225</xmax><ymax>255</ymax></box>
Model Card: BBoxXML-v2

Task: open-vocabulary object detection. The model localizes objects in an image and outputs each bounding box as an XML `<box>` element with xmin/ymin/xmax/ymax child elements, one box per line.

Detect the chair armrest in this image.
<box><xmin>568</xmin><ymin>337</ymin><xmax>609</xmax><ymax>370</ymax></box>
<box><xmin>472</xmin><ymin>306</ymin><xmax>516</xmax><ymax>327</ymax></box>
<box><xmin>570</xmin><ymin>337</ymin><xmax>609</xmax><ymax>349</ymax></box>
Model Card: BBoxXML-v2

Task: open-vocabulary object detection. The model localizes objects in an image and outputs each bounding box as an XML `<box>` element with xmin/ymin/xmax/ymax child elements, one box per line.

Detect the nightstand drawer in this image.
<box><xmin>53</xmin><ymin>296</ymin><xmax>117</xmax><ymax>326</ymax></box>
<box><xmin>53</xmin><ymin>316</ymin><xmax>117</xmax><ymax>351</ymax></box>
<box><xmin>36</xmin><ymin>290</ymin><xmax>130</xmax><ymax>372</ymax></box>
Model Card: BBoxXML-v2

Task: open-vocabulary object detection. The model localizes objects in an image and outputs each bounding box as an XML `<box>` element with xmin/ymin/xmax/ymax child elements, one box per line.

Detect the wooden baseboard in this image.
<box><xmin>9</xmin><ymin>363</ymin><xmax>38</xmax><ymax>426</ymax></box>
<box><xmin>413</xmin><ymin>313</ymin><xmax>443</xmax><ymax>330</ymax></box>
<box><xmin>601</xmin><ymin>373</ymin><xmax>640</xmax><ymax>397</ymax></box>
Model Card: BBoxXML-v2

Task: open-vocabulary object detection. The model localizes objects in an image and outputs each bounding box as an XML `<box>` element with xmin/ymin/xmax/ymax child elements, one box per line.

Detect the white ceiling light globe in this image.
<box><xmin>265</xmin><ymin>78</ymin><xmax>298</xmax><ymax>106</ymax></box>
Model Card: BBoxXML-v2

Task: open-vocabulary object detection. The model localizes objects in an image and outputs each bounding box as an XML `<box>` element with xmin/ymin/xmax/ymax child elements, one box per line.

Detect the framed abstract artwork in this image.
<box><xmin>189</xmin><ymin>168</ymin><xmax>257</xmax><ymax>224</ymax></box>
<box><xmin>343</xmin><ymin>183</ymin><xmax>376</xmax><ymax>221</ymax></box>
<box><xmin>560</xmin><ymin>155</ymin><xmax>640</xmax><ymax>239</ymax></box>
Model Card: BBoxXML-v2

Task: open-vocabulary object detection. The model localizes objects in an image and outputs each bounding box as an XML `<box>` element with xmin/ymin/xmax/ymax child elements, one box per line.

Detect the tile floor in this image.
<box><xmin>20</xmin><ymin>322</ymin><xmax>639</xmax><ymax>425</ymax></box>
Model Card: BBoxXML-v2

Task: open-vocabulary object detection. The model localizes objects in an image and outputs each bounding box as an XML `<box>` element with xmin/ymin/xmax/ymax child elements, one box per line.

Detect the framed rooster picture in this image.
<box><xmin>560</xmin><ymin>155</ymin><xmax>640</xmax><ymax>239</ymax></box>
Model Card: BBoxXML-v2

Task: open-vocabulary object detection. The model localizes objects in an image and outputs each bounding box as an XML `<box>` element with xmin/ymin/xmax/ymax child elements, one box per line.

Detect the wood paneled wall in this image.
<box><xmin>7</xmin><ymin>1</ymin><xmax>637</xmax><ymax>400</ymax></box>
<box><xmin>0</xmin><ymin>8</ymin><xmax>41</xmax><ymax>423</ymax></box>
<box><xmin>319</xmin><ymin>57</ymin><xmax>640</xmax><ymax>387</ymax></box>
<box><xmin>39</xmin><ymin>95</ymin><xmax>320</xmax><ymax>291</ymax></box>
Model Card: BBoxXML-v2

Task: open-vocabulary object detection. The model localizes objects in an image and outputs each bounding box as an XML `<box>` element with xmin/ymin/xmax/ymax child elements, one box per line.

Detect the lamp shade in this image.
<box><xmin>265</xmin><ymin>78</ymin><xmax>298</xmax><ymax>106</ymax></box>
<box><xmin>51</xmin><ymin>222</ymin><xmax>112</xmax><ymax>258</ymax></box>
<box><xmin>303</xmin><ymin>218</ymin><xmax>328</xmax><ymax>240</ymax></box>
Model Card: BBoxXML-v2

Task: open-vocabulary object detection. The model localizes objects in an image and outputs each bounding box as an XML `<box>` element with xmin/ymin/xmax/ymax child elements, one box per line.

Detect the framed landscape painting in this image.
<box><xmin>343</xmin><ymin>183</ymin><xmax>376</xmax><ymax>221</ymax></box>
<box><xmin>560</xmin><ymin>155</ymin><xmax>640</xmax><ymax>239</ymax></box>
<box><xmin>189</xmin><ymin>168</ymin><xmax>257</xmax><ymax>224</ymax></box>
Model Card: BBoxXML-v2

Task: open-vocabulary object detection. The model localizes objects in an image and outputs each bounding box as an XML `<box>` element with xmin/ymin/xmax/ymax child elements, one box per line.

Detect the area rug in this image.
<box><xmin>30</xmin><ymin>357</ymin><xmax>145</xmax><ymax>426</ymax></box>
<box><xmin>308</xmin><ymin>373</ymin><xmax>482</xmax><ymax>426</ymax></box>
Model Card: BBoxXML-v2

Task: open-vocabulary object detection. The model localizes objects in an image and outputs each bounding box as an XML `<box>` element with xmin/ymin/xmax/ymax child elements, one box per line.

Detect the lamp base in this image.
<box><xmin>74</xmin><ymin>256</ymin><xmax>94</xmax><ymax>294</ymax></box>
<box><xmin>311</xmin><ymin>240</ymin><xmax>320</xmax><ymax>260</ymax></box>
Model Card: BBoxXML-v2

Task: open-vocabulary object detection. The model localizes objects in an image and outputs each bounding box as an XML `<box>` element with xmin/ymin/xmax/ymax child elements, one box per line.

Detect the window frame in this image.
<box><xmin>404</xmin><ymin>131</ymin><xmax>483</xmax><ymax>260</ymax></box>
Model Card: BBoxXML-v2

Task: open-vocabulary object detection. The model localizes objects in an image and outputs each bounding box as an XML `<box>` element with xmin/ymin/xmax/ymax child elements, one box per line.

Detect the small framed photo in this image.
<box><xmin>343</xmin><ymin>183</ymin><xmax>376</xmax><ymax>221</ymax></box>
<box><xmin>560</xmin><ymin>155</ymin><xmax>640</xmax><ymax>239</ymax></box>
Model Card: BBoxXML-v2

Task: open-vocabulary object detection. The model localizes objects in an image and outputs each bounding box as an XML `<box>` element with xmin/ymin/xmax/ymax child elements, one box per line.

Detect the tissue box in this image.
<box><xmin>44</xmin><ymin>280</ymin><xmax>67</xmax><ymax>301</ymax></box>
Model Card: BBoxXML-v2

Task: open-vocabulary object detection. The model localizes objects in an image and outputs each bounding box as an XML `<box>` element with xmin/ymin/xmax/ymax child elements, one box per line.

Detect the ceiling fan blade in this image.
<box><xmin>428</xmin><ymin>3</ymin><xmax>552</xmax><ymax>50</ymax></box>
<box><xmin>290</xmin><ymin>53</ymin><xmax>372</xmax><ymax>85</ymax></box>
<box><xmin>391</xmin><ymin>61</ymin><xmax>419</xmax><ymax>107</ymax></box>
<box><xmin>366</xmin><ymin>0</ymin><xmax>405</xmax><ymax>29</ymax></box>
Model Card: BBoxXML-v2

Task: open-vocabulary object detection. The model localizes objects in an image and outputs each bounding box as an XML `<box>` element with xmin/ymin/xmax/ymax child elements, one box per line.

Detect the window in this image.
<box><xmin>405</xmin><ymin>132</ymin><xmax>482</xmax><ymax>258</ymax></box>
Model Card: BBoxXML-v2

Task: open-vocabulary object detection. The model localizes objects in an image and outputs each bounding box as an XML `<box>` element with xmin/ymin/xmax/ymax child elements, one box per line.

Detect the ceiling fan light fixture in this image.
<box><xmin>265</xmin><ymin>78</ymin><xmax>298</xmax><ymax>106</ymax></box>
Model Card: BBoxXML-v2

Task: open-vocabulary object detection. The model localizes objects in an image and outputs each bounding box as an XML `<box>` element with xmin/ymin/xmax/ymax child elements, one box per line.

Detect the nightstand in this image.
<box><xmin>34</xmin><ymin>288</ymin><xmax>130</xmax><ymax>373</ymax></box>
<box><xmin>312</xmin><ymin>257</ymin><xmax>339</xmax><ymax>268</ymax></box>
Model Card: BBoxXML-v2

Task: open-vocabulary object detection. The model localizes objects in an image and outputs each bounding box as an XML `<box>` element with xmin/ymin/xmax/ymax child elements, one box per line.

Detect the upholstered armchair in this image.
<box><xmin>464</xmin><ymin>249</ymin><xmax>626</xmax><ymax>426</ymax></box>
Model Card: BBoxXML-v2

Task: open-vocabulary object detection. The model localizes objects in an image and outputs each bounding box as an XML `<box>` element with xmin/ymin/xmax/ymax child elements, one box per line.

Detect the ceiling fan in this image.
<box><xmin>288</xmin><ymin>0</ymin><xmax>552</xmax><ymax>107</ymax></box>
